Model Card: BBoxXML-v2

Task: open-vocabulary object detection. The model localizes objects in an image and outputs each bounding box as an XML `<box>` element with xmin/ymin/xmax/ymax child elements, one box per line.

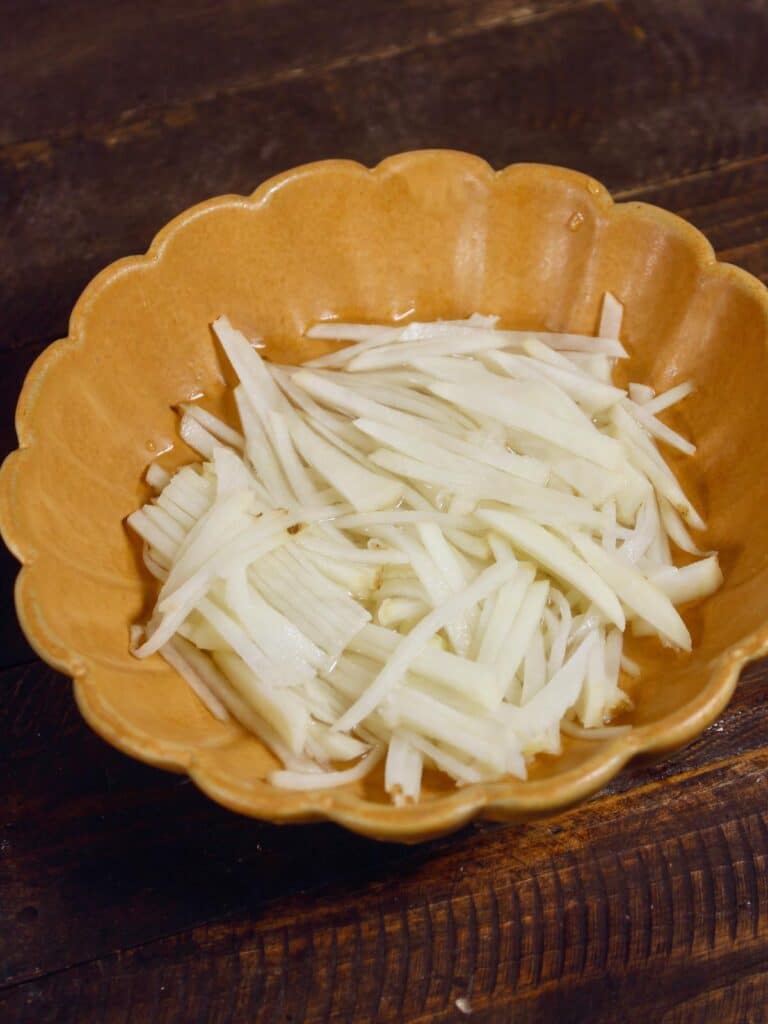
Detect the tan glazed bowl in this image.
<box><xmin>2</xmin><ymin>151</ymin><xmax>768</xmax><ymax>842</ymax></box>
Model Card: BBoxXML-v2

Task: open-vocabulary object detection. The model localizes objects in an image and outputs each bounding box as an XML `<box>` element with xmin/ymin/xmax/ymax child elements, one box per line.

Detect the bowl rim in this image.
<box><xmin>3</xmin><ymin>149</ymin><xmax>768</xmax><ymax>842</ymax></box>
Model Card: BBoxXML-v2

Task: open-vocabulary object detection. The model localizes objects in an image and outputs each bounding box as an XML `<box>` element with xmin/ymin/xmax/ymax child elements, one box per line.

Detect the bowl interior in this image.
<box><xmin>6</xmin><ymin>152</ymin><xmax>768</xmax><ymax>833</ymax></box>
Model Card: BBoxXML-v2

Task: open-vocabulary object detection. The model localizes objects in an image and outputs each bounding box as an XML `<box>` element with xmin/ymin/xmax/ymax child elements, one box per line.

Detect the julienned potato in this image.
<box><xmin>127</xmin><ymin>295</ymin><xmax>722</xmax><ymax>805</ymax></box>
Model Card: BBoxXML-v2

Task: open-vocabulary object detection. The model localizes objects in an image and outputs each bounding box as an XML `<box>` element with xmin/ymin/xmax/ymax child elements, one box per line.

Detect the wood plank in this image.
<box><xmin>0</xmin><ymin>0</ymin><xmax>585</xmax><ymax>145</ymax></box>
<box><xmin>660</xmin><ymin>973</ymin><xmax>768</xmax><ymax>1024</ymax></box>
<box><xmin>0</xmin><ymin>663</ymin><xmax>425</xmax><ymax>989</ymax></box>
<box><xmin>2</xmin><ymin>0</ymin><xmax>768</xmax><ymax>349</ymax></box>
<box><xmin>0</xmin><ymin>560</ymin><xmax>34</xmax><ymax>670</ymax></box>
<box><xmin>1</xmin><ymin>657</ymin><xmax>767</xmax><ymax>1001</ymax></box>
<box><xmin>2</xmin><ymin>714</ymin><xmax>768</xmax><ymax>1020</ymax></box>
<box><xmin>2</xmin><ymin>4</ymin><xmax>768</xmax><ymax>1018</ymax></box>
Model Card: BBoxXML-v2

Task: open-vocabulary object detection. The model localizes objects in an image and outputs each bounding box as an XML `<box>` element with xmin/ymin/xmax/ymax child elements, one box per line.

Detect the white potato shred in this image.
<box><xmin>128</xmin><ymin>296</ymin><xmax>722</xmax><ymax>804</ymax></box>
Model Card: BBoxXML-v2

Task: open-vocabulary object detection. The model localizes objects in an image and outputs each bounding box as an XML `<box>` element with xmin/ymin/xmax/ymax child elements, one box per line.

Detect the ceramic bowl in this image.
<box><xmin>3</xmin><ymin>151</ymin><xmax>768</xmax><ymax>842</ymax></box>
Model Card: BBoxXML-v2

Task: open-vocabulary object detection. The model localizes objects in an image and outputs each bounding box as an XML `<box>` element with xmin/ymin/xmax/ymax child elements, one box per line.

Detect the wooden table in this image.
<box><xmin>2</xmin><ymin>2</ymin><xmax>768</xmax><ymax>1021</ymax></box>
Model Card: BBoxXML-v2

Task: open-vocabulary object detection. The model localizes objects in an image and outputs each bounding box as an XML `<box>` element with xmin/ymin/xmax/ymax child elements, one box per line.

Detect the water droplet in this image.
<box><xmin>586</xmin><ymin>179</ymin><xmax>601</xmax><ymax>196</ymax></box>
<box><xmin>568</xmin><ymin>211</ymin><xmax>585</xmax><ymax>232</ymax></box>
<box><xmin>146</xmin><ymin>440</ymin><xmax>157</xmax><ymax>452</ymax></box>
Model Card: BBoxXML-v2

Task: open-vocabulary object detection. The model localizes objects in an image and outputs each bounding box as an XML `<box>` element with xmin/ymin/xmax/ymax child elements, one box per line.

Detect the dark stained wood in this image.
<box><xmin>0</xmin><ymin>0</ymin><xmax>582</xmax><ymax>145</ymax></box>
<box><xmin>3</xmin><ymin>0</ymin><xmax>768</xmax><ymax>348</ymax></box>
<box><xmin>2</xmin><ymin>1</ymin><xmax>768</xmax><ymax>1021</ymax></box>
<box><xmin>1</xmin><ymin>659</ymin><xmax>768</xmax><ymax>1019</ymax></box>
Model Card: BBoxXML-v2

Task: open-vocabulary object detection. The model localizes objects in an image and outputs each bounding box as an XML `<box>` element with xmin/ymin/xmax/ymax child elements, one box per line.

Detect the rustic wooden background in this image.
<box><xmin>2</xmin><ymin>2</ymin><xmax>768</xmax><ymax>1021</ymax></box>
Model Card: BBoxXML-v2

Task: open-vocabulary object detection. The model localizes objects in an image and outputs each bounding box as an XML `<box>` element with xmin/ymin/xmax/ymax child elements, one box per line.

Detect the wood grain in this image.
<box><xmin>1</xmin><ymin>659</ymin><xmax>767</xmax><ymax>1021</ymax></box>
<box><xmin>2</xmin><ymin>1</ymin><xmax>768</xmax><ymax>1020</ymax></box>
<box><xmin>0</xmin><ymin>0</ymin><xmax>586</xmax><ymax>145</ymax></box>
<box><xmin>2</xmin><ymin>0</ymin><xmax>768</xmax><ymax>349</ymax></box>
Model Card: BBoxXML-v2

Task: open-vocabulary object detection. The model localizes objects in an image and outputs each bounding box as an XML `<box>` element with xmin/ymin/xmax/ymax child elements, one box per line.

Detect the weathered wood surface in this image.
<box><xmin>1</xmin><ymin>1</ymin><xmax>767</xmax><ymax>1021</ymax></box>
